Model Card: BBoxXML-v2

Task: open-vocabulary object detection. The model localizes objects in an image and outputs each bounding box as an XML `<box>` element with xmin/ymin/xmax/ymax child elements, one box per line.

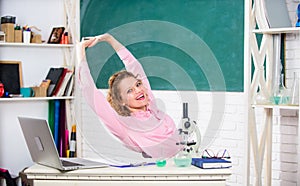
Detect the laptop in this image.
<box><xmin>18</xmin><ymin>116</ymin><xmax>108</xmax><ymax>171</ymax></box>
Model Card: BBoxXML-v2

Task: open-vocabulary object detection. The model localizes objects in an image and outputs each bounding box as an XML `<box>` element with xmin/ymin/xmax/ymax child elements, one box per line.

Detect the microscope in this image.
<box><xmin>174</xmin><ymin>102</ymin><xmax>201</xmax><ymax>167</ymax></box>
<box><xmin>177</xmin><ymin>102</ymin><xmax>201</xmax><ymax>154</ymax></box>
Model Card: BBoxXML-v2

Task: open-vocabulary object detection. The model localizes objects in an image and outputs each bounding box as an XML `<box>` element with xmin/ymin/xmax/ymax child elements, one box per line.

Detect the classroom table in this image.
<box><xmin>20</xmin><ymin>161</ymin><xmax>231</xmax><ymax>186</ymax></box>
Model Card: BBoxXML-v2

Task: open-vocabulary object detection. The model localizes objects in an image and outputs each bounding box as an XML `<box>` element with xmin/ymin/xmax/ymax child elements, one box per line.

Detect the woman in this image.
<box><xmin>77</xmin><ymin>33</ymin><xmax>182</xmax><ymax>159</ymax></box>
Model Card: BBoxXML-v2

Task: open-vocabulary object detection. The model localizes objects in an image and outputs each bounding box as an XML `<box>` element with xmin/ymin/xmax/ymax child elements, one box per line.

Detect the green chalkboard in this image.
<box><xmin>80</xmin><ymin>0</ymin><xmax>244</xmax><ymax>91</ymax></box>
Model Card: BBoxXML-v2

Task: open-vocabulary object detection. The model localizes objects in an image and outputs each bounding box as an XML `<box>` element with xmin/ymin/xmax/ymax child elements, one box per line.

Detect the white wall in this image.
<box><xmin>270</xmin><ymin>0</ymin><xmax>300</xmax><ymax>185</ymax></box>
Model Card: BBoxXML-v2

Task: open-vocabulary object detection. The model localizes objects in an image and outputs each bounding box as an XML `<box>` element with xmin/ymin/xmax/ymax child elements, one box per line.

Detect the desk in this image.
<box><xmin>20</xmin><ymin>162</ymin><xmax>231</xmax><ymax>186</ymax></box>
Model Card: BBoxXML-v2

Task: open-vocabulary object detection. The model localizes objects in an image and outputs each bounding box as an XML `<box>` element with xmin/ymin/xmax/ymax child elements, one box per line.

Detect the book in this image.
<box><xmin>191</xmin><ymin>158</ymin><xmax>232</xmax><ymax>169</ymax></box>
<box><xmin>45</xmin><ymin>67</ymin><xmax>65</xmax><ymax>96</ymax></box>
<box><xmin>59</xmin><ymin>100</ymin><xmax>66</xmax><ymax>157</ymax></box>
<box><xmin>52</xmin><ymin>68</ymin><xmax>68</xmax><ymax>96</ymax></box>
<box><xmin>264</xmin><ymin>0</ymin><xmax>292</xmax><ymax>28</ymax></box>
<box><xmin>55</xmin><ymin>69</ymin><xmax>73</xmax><ymax>97</ymax></box>
<box><xmin>54</xmin><ymin>100</ymin><xmax>60</xmax><ymax>150</ymax></box>
<box><xmin>39</xmin><ymin>79</ymin><xmax>51</xmax><ymax>89</ymax></box>
<box><xmin>48</xmin><ymin>100</ymin><xmax>55</xmax><ymax>136</ymax></box>
<box><xmin>63</xmin><ymin>74</ymin><xmax>74</xmax><ymax>96</ymax></box>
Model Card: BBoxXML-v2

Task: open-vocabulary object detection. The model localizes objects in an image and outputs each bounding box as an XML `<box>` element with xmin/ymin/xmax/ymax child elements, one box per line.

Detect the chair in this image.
<box><xmin>0</xmin><ymin>168</ymin><xmax>17</xmax><ymax>186</ymax></box>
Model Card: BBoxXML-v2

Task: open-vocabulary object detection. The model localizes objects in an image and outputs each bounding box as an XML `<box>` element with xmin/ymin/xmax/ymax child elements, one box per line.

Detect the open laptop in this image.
<box><xmin>18</xmin><ymin>116</ymin><xmax>108</xmax><ymax>171</ymax></box>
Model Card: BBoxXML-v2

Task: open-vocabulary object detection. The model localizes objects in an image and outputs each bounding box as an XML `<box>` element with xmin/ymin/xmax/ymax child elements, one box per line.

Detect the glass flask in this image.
<box><xmin>271</xmin><ymin>73</ymin><xmax>289</xmax><ymax>105</ymax></box>
<box><xmin>173</xmin><ymin>150</ymin><xmax>192</xmax><ymax>167</ymax></box>
<box><xmin>289</xmin><ymin>72</ymin><xmax>300</xmax><ymax>105</ymax></box>
<box><xmin>255</xmin><ymin>90</ymin><xmax>270</xmax><ymax>105</ymax></box>
<box><xmin>155</xmin><ymin>148</ymin><xmax>167</xmax><ymax>167</ymax></box>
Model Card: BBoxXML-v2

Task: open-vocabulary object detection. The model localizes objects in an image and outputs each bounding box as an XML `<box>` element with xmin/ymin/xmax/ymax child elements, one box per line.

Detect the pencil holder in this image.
<box><xmin>23</xmin><ymin>30</ymin><xmax>31</xmax><ymax>44</ymax></box>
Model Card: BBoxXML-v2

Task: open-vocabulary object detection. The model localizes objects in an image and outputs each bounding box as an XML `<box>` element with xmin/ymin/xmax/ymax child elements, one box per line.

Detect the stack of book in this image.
<box><xmin>45</xmin><ymin>67</ymin><xmax>74</xmax><ymax>97</ymax></box>
<box><xmin>191</xmin><ymin>158</ymin><xmax>232</xmax><ymax>169</ymax></box>
<box><xmin>48</xmin><ymin>99</ymin><xmax>75</xmax><ymax>157</ymax></box>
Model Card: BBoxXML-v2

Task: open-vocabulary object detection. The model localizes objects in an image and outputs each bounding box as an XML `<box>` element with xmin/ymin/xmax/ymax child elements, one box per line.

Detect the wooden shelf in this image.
<box><xmin>0</xmin><ymin>96</ymin><xmax>74</xmax><ymax>102</ymax></box>
<box><xmin>252</xmin><ymin>104</ymin><xmax>299</xmax><ymax>110</ymax></box>
<box><xmin>253</xmin><ymin>27</ymin><xmax>300</xmax><ymax>34</ymax></box>
<box><xmin>0</xmin><ymin>42</ymin><xmax>73</xmax><ymax>48</ymax></box>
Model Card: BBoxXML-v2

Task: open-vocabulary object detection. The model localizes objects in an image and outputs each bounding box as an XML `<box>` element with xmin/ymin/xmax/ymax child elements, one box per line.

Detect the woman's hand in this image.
<box><xmin>82</xmin><ymin>37</ymin><xmax>98</xmax><ymax>48</ymax></box>
<box><xmin>82</xmin><ymin>33</ymin><xmax>123</xmax><ymax>52</ymax></box>
<box><xmin>82</xmin><ymin>33</ymin><xmax>112</xmax><ymax>48</ymax></box>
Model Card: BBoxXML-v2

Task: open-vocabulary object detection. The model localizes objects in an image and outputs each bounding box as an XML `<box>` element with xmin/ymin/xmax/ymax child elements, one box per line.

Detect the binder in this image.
<box><xmin>54</xmin><ymin>100</ymin><xmax>60</xmax><ymax>150</ymax></box>
<box><xmin>191</xmin><ymin>158</ymin><xmax>232</xmax><ymax>169</ymax></box>
<box><xmin>59</xmin><ymin>100</ymin><xmax>66</xmax><ymax>157</ymax></box>
<box><xmin>48</xmin><ymin>100</ymin><xmax>55</xmax><ymax>136</ymax></box>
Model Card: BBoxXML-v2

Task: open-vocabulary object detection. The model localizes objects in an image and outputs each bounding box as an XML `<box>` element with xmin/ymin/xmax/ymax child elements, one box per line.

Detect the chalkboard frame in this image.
<box><xmin>0</xmin><ymin>61</ymin><xmax>23</xmax><ymax>94</ymax></box>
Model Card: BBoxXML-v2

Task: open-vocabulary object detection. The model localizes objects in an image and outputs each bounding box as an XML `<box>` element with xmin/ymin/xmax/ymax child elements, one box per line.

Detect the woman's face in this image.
<box><xmin>119</xmin><ymin>77</ymin><xmax>149</xmax><ymax>112</ymax></box>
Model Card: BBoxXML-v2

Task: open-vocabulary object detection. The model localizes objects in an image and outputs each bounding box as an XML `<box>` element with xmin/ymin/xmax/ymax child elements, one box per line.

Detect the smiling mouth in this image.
<box><xmin>136</xmin><ymin>94</ymin><xmax>145</xmax><ymax>100</ymax></box>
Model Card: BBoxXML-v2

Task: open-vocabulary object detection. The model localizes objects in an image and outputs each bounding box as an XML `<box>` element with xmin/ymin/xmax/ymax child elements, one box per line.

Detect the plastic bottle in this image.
<box><xmin>64</xmin><ymin>32</ymin><xmax>69</xmax><ymax>44</ymax></box>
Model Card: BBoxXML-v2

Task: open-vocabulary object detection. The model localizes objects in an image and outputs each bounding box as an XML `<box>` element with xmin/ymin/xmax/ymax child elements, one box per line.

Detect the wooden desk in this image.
<box><xmin>21</xmin><ymin>162</ymin><xmax>231</xmax><ymax>186</ymax></box>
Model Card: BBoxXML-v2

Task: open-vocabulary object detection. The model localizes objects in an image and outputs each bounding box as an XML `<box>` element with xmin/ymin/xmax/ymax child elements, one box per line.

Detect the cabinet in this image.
<box><xmin>246</xmin><ymin>0</ymin><xmax>300</xmax><ymax>185</ymax></box>
<box><xmin>0</xmin><ymin>0</ymin><xmax>79</xmax><ymax>176</ymax></box>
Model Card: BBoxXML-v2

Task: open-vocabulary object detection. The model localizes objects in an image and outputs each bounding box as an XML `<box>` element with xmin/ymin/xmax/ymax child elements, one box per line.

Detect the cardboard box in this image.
<box><xmin>32</xmin><ymin>86</ymin><xmax>47</xmax><ymax>97</ymax></box>
<box><xmin>32</xmin><ymin>34</ymin><xmax>42</xmax><ymax>43</ymax></box>
<box><xmin>14</xmin><ymin>30</ymin><xmax>22</xmax><ymax>43</ymax></box>
<box><xmin>1</xmin><ymin>23</ymin><xmax>14</xmax><ymax>42</ymax></box>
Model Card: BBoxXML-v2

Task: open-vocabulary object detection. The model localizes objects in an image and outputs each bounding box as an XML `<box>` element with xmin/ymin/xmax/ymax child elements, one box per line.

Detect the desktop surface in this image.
<box><xmin>21</xmin><ymin>161</ymin><xmax>231</xmax><ymax>186</ymax></box>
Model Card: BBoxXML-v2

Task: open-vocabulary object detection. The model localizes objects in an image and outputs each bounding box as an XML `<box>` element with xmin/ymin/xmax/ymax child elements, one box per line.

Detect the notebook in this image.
<box><xmin>18</xmin><ymin>116</ymin><xmax>108</xmax><ymax>171</ymax></box>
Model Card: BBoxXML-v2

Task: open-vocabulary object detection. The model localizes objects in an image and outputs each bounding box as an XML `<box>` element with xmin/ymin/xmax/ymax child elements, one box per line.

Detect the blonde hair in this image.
<box><xmin>107</xmin><ymin>70</ymin><xmax>138</xmax><ymax>116</ymax></box>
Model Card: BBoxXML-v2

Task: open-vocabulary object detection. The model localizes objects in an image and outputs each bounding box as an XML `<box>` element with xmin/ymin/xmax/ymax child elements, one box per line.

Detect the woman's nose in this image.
<box><xmin>133</xmin><ymin>86</ymin><xmax>141</xmax><ymax>93</ymax></box>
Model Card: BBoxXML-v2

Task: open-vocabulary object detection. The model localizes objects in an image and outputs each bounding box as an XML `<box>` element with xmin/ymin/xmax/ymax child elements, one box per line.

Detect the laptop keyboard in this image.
<box><xmin>61</xmin><ymin>160</ymin><xmax>83</xmax><ymax>167</ymax></box>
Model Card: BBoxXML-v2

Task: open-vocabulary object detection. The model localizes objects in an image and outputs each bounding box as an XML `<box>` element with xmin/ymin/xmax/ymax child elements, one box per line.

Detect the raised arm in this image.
<box><xmin>77</xmin><ymin>41</ymin><xmax>126</xmax><ymax>140</ymax></box>
<box><xmin>85</xmin><ymin>34</ymin><xmax>153</xmax><ymax>93</ymax></box>
<box><xmin>84</xmin><ymin>33</ymin><xmax>124</xmax><ymax>52</ymax></box>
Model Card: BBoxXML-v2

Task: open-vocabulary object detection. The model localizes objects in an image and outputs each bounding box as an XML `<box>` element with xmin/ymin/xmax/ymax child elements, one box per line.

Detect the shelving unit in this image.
<box><xmin>0</xmin><ymin>42</ymin><xmax>73</xmax><ymax>48</ymax></box>
<box><xmin>246</xmin><ymin>0</ymin><xmax>300</xmax><ymax>185</ymax></box>
<box><xmin>252</xmin><ymin>104</ymin><xmax>300</xmax><ymax>110</ymax></box>
<box><xmin>0</xmin><ymin>96</ymin><xmax>74</xmax><ymax>102</ymax></box>
<box><xmin>0</xmin><ymin>0</ymin><xmax>79</xmax><ymax>176</ymax></box>
<box><xmin>253</xmin><ymin>27</ymin><xmax>300</xmax><ymax>34</ymax></box>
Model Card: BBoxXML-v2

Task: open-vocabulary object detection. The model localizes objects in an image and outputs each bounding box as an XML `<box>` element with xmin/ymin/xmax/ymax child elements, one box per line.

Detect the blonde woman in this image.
<box><xmin>78</xmin><ymin>33</ymin><xmax>182</xmax><ymax>158</ymax></box>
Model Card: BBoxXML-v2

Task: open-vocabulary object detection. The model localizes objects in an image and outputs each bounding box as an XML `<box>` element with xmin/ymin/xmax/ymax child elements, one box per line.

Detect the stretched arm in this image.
<box><xmin>84</xmin><ymin>34</ymin><xmax>154</xmax><ymax>95</ymax></box>
<box><xmin>84</xmin><ymin>33</ymin><xmax>123</xmax><ymax>52</ymax></box>
<box><xmin>77</xmin><ymin>41</ymin><xmax>126</xmax><ymax>140</ymax></box>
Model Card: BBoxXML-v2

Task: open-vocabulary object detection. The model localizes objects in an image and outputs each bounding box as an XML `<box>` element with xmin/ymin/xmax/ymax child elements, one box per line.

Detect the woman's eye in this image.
<box><xmin>136</xmin><ymin>81</ymin><xmax>142</xmax><ymax>87</ymax></box>
<box><xmin>127</xmin><ymin>89</ymin><xmax>132</xmax><ymax>94</ymax></box>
